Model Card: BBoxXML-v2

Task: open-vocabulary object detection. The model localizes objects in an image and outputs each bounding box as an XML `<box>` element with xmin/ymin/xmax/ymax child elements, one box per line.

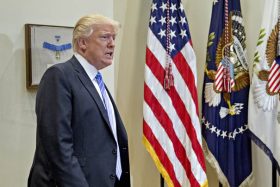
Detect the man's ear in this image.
<box><xmin>78</xmin><ymin>38</ymin><xmax>87</xmax><ymax>50</ymax></box>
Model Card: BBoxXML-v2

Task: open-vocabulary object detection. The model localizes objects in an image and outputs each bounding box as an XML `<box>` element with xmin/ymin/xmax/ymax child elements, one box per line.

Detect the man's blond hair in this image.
<box><xmin>72</xmin><ymin>14</ymin><xmax>120</xmax><ymax>52</ymax></box>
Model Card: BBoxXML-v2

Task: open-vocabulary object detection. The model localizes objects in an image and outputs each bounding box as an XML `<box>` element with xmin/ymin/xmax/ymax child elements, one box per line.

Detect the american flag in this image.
<box><xmin>143</xmin><ymin>0</ymin><xmax>208</xmax><ymax>186</ymax></box>
<box><xmin>214</xmin><ymin>57</ymin><xmax>235</xmax><ymax>93</ymax></box>
<box><xmin>267</xmin><ymin>58</ymin><xmax>280</xmax><ymax>94</ymax></box>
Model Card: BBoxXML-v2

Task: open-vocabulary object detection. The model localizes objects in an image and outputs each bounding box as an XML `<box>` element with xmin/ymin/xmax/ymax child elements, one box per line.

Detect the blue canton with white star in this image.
<box><xmin>149</xmin><ymin>0</ymin><xmax>191</xmax><ymax>58</ymax></box>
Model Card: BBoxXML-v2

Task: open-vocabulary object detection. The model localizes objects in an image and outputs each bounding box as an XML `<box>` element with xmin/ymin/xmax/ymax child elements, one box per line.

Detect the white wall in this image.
<box><xmin>0</xmin><ymin>1</ymin><xmax>114</xmax><ymax>186</ymax></box>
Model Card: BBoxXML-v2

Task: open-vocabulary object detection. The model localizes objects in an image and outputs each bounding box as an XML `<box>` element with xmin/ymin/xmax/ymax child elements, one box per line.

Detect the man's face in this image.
<box><xmin>84</xmin><ymin>24</ymin><xmax>117</xmax><ymax>70</ymax></box>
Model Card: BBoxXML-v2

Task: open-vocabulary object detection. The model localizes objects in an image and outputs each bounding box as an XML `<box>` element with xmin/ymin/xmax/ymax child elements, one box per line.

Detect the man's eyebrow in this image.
<box><xmin>99</xmin><ymin>31</ymin><xmax>116</xmax><ymax>35</ymax></box>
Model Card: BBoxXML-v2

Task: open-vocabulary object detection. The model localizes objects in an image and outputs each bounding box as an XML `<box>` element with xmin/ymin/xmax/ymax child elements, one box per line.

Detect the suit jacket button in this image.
<box><xmin>110</xmin><ymin>174</ymin><xmax>116</xmax><ymax>180</ymax></box>
<box><xmin>112</xmin><ymin>149</ymin><xmax>117</xmax><ymax>154</ymax></box>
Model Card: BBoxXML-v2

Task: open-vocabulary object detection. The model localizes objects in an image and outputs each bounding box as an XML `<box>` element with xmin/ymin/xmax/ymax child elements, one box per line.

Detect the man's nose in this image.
<box><xmin>108</xmin><ymin>38</ymin><xmax>115</xmax><ymax>47</ymax></box>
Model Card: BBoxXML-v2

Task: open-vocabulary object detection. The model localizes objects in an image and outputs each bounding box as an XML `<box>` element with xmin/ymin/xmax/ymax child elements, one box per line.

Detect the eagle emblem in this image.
<box><xmin>204</xmin><ymin>10</ymin><xmax>249</xmax><ymax>119</ymax></box>
<box><xmin>253</xmin><ymin>22</ymin><xmax>280</xmax><ymax>111</ymax></box>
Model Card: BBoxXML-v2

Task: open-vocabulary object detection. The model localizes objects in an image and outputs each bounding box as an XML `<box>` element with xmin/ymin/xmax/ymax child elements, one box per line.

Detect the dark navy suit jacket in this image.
<box><xmin>28</xmin><ymin>56</ymin><xmax>130</xmax><ymax>187</ymax></box>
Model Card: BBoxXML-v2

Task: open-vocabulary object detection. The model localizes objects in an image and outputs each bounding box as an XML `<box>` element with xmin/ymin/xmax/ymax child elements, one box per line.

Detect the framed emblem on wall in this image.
<box><xmin>25</xmin><ymin>24</ymin><xmax>74</xmax><ymax>89</ymax></box>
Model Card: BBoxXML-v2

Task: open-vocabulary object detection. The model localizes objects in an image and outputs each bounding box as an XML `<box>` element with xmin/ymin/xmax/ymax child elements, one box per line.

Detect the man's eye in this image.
<box><xmin>99</xmin><ymin>34</ymin><xmax>115</xmax><ymax>41</ymax></box>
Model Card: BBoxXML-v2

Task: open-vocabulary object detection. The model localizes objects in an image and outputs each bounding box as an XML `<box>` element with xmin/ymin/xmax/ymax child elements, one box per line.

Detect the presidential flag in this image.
<box><xmin>143</xmin><ymin>0</ymin><xmax>208</xmax><ymax>186</ymax></box>
<box><xmin>202</xmin><ymin>0</ymin><xmax>252</xmax><ymax>186</ymax></box>
<box><xmin>248</xmin><ymin>0</ymin><xmax>280</xmax><ymax>178</ymax></box>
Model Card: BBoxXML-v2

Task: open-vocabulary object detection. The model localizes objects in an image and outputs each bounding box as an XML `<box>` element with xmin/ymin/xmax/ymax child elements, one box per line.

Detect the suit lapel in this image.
<box><xmin>70</xmin><ymin>56</ymin><xmax>111</xmax><ymax>128</ymax></box>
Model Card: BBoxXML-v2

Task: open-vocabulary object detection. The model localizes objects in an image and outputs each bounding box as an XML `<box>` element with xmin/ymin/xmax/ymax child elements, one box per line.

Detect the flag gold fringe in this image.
<box><xmin>143</xmin><ymin>136</ymin><xmax>208</xmax><ymax>187</ymax></box>
<box><xmin>202</xmin><ymin>139</ymin><xmax>253</xmax><ymax>187</ymax></box>
<box><xmin>143</xmin><ymin>136</ymin><xmax>174</xmax><ymax>187</ymax></box>
<box><xmin>201</xmin><ymin>179</ymin><xmax>209</xmax><ymax>187</ymax></box>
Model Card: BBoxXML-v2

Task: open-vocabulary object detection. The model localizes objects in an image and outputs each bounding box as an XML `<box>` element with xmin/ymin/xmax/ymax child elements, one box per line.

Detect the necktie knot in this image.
<box><xmin>95</xmin><ymin>72</ymin><xmax>106</xmax><ymax>96</ymax></box>
<box><xmin>95</xmin><ymin>72</ymin><xmax>103</xmax><ymax>84</ymax></box>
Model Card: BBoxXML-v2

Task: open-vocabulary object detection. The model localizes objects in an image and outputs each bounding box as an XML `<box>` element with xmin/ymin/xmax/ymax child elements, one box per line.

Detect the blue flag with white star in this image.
<box><xmin>202</xmin><ymin>0</ymin><xmax>252</xmax><ymax>186</ymax></box>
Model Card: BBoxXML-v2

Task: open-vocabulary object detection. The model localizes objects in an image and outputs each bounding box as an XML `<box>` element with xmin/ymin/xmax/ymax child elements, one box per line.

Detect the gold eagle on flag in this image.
<box><xmin>204</xmin><ymin>11</ymin><xmax>250</xmax><ymax>119</ymax></box>
<box><xmin>253</xmin><ymin>22</ymin><xmax>280</xmax><ymax>112</ymax></box>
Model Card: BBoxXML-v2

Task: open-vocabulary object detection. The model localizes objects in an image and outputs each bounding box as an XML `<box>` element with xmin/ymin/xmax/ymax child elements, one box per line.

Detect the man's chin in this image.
<box><xmin>101</xmin><ymin>60</ymin><xmax>113</xmax><ymax>68</ymax></box>
<box><xmin>105</xmin><ymin>59</ymin><xmax>113</xmax><ymax>64</ymax></box>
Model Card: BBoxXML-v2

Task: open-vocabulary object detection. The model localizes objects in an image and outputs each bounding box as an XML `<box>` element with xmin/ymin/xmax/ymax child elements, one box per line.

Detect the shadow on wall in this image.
<box><xmin>0</xmin><ymin>34</ymin><xmax>13</xmax><ymax>81</ymax></box>
<box><xmin>0</xmin><ymin>30</ymin><xmax>36</xmax><ymax>124</ymax></box>
<box><xmin>0</xmin><ymin>29</ymin><xmax>37</xmax><ymax>186</ymax></box>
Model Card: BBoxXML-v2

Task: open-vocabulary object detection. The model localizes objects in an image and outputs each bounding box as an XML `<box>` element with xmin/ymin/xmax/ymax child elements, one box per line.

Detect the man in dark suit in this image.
<box><xmin>28</xmin><ymin>14</ymin><xmax>130</xmax><ymax>187</ymax></box>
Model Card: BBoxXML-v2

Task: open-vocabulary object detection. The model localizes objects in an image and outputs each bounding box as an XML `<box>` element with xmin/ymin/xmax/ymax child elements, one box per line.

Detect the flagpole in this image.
<box><xmin>276</xmin><ymin>1</ymin><xmax>280</xmax><ymax>186</ymax></box>
<box><xmin>272</xmin><ymin>164</ymin><xmax>276</xmax><ymax>187</ymax></box>
<box><xmin>160</xmin><ymin>174</ymin><xmax>164</xmax><ymax>187</ymax></box>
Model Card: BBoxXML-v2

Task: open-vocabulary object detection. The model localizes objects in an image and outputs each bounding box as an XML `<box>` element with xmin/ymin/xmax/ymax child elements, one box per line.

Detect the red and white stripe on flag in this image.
<box><xmin>143</xmin><ymin>19</ymin><xmax>208</xmax><ymax>187</ymax></box>
<box><xmin>214</xmin><ymin>62</ymin><xmax>235</xmax><ymax>93</ymax></box>
<box><xmin>268</xmin><ymin>60</ymin><xmax>280</xmax><ymax>94</ymax></box>
<box><xmin>214</xmin><ymin>63</ymin><xmax>225</xmax><ymax>92</ymax></box>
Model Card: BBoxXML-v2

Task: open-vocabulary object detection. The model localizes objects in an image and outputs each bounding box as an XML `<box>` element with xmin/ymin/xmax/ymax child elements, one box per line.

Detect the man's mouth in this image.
<box><xmin>105</xmin><ymin>52</ymin><xmax>113</xmax><ymax>58</ymax></box>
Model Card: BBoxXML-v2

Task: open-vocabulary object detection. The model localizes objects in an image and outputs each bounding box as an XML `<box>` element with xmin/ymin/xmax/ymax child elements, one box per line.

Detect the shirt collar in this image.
<box><xmin>74</xmin><ymin>53</ymin><xmax>98</xmax><ymax>80</ymax></box>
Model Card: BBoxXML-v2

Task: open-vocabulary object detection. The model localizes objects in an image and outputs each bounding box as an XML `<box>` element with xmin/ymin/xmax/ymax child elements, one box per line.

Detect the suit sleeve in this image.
<box><xmin>36</xmin><ymin>66</ymin><xmax>89</xmax><ymax>187</ymax></box>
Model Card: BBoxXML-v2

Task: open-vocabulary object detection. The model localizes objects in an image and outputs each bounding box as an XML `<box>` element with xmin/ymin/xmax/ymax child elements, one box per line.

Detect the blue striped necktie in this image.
<box><xmin>95</xmin><ymin>72</ymin><xmax>107</xmax><ymax>108</ymax></box>
<box><xmin>95</xmin><ymin>72</ymin><xmax>122</xmax><ymax>179</ymax></box>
